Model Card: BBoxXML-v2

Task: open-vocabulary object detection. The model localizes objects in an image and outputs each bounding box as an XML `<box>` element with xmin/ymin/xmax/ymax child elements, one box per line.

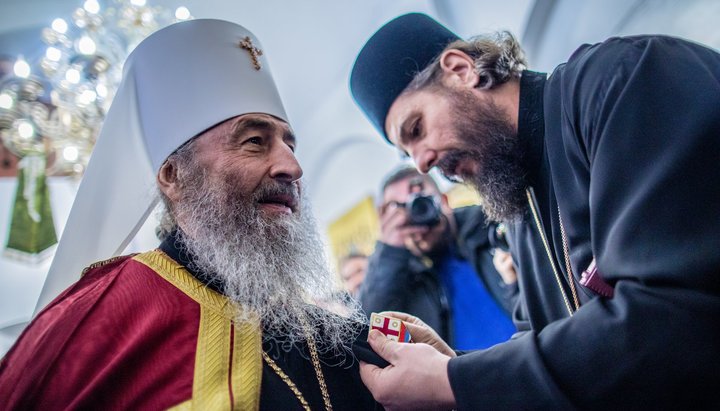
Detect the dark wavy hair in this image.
<box><xmin>405</xmin><ymin>31</ymin><xmax>527</xmax><ymax>92</ymax></box>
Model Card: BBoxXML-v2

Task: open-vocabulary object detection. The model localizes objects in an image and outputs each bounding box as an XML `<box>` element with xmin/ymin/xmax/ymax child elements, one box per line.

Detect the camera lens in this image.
<box><xmin>407</xmin><ymin>194</ymin><xmax>441</xmax><ymax>226</ymax></box>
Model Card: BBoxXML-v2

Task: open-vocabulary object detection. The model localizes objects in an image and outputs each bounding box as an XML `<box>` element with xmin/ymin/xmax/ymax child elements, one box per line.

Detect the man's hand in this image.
<box><xmin>360</xmin><ymin>330</ymin><xmax>456</xmax><ymax>411</ymax></box>
<box><xmin>379</xmin><ymin>311</ymin><xmax>456</xmax><ymax>357</ymax></box>
<box><xmin>379</xmin><ymin>203</ymin><xmax>429</xmax><ymax>248</ymax></box>
<box><xmin>493</xmin><ymin>249</ymin><xmax>518</xmax><ymax>285</ymax></box>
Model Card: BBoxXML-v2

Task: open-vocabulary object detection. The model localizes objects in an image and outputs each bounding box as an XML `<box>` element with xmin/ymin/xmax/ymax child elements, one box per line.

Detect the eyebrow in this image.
<box><xmin>232</xmin><ymin>117</ymin><xmax>297</xmax><ymax>146</ymax></box>
<box><xmin>396</xmin><ymin>114</ymin><xmax>419</xmax><ymax>149</ymax></box>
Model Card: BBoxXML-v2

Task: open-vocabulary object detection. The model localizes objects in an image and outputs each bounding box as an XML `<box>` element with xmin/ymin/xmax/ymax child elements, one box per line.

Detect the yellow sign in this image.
<box><xmin>326</xmin><ymin>196</ymin><xmax>379</xmax><ymax>266</ymax></box>
<box><xmin>445</xmin><ymin>183</ymin><xmax>481</xmax><ymax>209</ymax></box>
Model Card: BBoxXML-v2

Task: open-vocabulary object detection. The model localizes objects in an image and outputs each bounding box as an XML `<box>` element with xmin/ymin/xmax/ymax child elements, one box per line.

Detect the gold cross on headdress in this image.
<box><xmin>239</xmin><ymin>36</ymin><xmax>263</xmax><ymax>70</ymax></box>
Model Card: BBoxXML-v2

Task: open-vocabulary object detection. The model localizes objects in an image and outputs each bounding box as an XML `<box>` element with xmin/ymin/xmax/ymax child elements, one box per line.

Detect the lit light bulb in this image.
<box><xmin>83</xmin><ymin>0</ymin><xmax>100</xmax><ymax>14</ymax></box>
<box><xmin>81</xmin><ymin>89</ymin><xmax>97</xmax><ymax>103</ymax></box>
<box><xmin>52</xmin><ymin>18</ymin><xmax>68</xmax><ymax>34</ymax></box>
<box><xmin>17</xmin><ymin>120</ymin><xmax>35</xmax><ymax>139</ymax></box>
<box><xmin>95</xmin><ymin>83</ymin><xmax>108</xmax><ymax>98</ymax></box>
<box><xmin>0</xmin><ymin>93</ymin><xmax>13</xmax><ymax>109</ymax></box>
<box><xmin>61</xmin><ymin>112</ymin><xmax>72</xmax><ymax>126</ymax></box>
<box><xmin>46</xmin><ymin>46</ymin><xmax>62</xmax><ymax>62</ymax></box>
<box><xmin>63</xmin><ymin>146</ymin><xmax>80</xmax><ymax>162</ymax></box>
<box><xmin>14</xmin><ymin>57</ymin><xmax>31</xmax><ymax>78</ymax></box>
<box><xmin>66</xmin><ymin>68</ymin><xmax>81</xmax><ymax>84</ymax></box>
<box><xmin>50</xmin><ymin>90</ymin><xmax>60</xmax><ymax>104</ymax></box>
<box><xmin>131</xmin><ymin>0</ymin><xmax>147</xmax><ymax>6</ymax></box>
<box><xmin>78</xmin><ymin>36</ymin><xmax>96</xmax><ymax>55</ymax></box>
<box><xmin>175</xmin><ymin>6</ymin><xmax>191</xmax><ymax>20</ymax></box>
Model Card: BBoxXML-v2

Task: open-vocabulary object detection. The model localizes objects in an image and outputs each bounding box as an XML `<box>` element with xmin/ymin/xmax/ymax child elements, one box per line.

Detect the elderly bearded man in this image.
<box><xmin>0</xmin><ymin>19</ymin><xmax>380</xmax><ymax>410</ymax></box>
<box><xmin>350</xmin><ymin>13</ymin><xmax>720</xmax><ymax>410</ymax></box>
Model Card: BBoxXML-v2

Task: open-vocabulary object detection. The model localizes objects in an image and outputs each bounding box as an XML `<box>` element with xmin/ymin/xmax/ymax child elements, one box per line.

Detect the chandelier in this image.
<box><xmin>0</xmin><ymin>0</ymin><xmax>192</xmax><ymax>176</ymax></box>
<box><xmin>0</xmin><ymin>0</ymin><xmax>191</xmax><ymax>261</ymax></box>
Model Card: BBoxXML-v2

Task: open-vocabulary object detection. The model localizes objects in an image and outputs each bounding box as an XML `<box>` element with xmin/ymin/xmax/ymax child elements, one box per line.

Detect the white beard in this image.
<box><xmin>170</xmin><ymin>166</ymin><xmax>364</xmax><ymax>355</ymax></box>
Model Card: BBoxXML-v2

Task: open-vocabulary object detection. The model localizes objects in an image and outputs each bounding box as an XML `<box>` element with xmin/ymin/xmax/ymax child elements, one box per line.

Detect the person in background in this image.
<box><xmin>350</xmin><ymin>12</ymin><xmax>720</xmax><ymax>410</ymax></box>
<box><xmin>339</xmin><ymin>252</ymin><xmax>369</xmax><ymax>299</ymax></box>
<box><xmin>360</xmin><ymin>165</ymin><xmax>517</xmax><ymax>350</ymax></box>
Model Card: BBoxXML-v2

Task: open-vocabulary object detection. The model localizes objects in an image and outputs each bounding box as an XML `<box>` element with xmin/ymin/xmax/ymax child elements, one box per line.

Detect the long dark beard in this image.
<box><xmin>171</xmin><ymin>164</ymin><xmax>364</xmax><ymax>356</ymax></box>
<box><xmin>437</xmin><ymin>89</ymin><xmax>528</xmax><ymax>223</ymax></box>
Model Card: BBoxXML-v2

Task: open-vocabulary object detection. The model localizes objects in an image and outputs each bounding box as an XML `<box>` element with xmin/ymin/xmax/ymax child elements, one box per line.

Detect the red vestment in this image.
<box><xmin>1</xmin><ymin>248</ymin><xmax>379</xmax><ymax>411</ymax></box>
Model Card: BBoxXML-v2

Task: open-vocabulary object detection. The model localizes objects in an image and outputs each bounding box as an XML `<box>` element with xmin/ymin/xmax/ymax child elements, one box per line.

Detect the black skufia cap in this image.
<box><xmin>350</xmin><ymin>13</ymin><xmax>460</xmax><ymax>143</ymax></box>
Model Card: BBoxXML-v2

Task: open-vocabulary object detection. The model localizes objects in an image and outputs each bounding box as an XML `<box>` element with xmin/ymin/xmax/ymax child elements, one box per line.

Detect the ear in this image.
<box><xmin>157</xmin><ymin>160</ymin><xmax>181</xmax><ymax>203</ymax></box>
<box><xmin>439</xmin><ymin>193</ymin><xmax>453</xmax><ymax>215</ymax></box>
<box><xmin>439</xmin><ymin>49</ymin><xmax>479</xmax><ymax>88</ymax></box>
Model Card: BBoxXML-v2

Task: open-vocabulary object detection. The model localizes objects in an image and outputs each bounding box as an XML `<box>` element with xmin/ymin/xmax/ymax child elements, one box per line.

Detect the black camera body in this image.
<box><xmin>406</xmin><ymin>193</ymin><xmax>441</xmax><ymax>227</ymax></box>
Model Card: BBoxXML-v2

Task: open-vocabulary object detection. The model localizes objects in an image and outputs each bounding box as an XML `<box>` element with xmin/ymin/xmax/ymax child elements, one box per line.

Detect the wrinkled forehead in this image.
<box><xmin>384</xmin><ymin>174</ymin><xmax>439</xmax><ymax>201</ymax></box>
<box><xmin>226</xmin><ymin>113</ymin><xmax>293</xmax><ymax>137</ymax></box>
<box><xmin>192</xmin><ymin>112</ymin><xmax>294</xmax><ymax>147</ymax></box>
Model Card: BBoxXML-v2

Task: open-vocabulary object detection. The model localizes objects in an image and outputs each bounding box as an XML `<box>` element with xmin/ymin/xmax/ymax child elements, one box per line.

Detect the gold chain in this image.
<box><xmin>262</xmin><ymin>351</ymin><xmax>312</xmax><ymax>411</ymax></box>
<box><xmin>303</xmin><ymin>317</ymin><xmax>333</xmax><ymax>411</ymax></box>
<box><xmin>558</xmin><ymin>208</ymin><xmax>581</xmax><ymax>311</ymax></box>
<box><xmin>526</xmin><ymin>189</ymin><xmax>576</xmax><ymax>316</ymax></box>
<box><xmin>261</xmin><ymin>321</ymin><xmax>333</xmax><ymax>411</ymax></box>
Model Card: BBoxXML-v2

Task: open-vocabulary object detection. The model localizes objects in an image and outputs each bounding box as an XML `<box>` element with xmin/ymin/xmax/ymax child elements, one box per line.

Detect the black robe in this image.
<box><xmin>448</xmin><ymin>35</ymin><xmax>720</xmax><ymax>409</ymax></box>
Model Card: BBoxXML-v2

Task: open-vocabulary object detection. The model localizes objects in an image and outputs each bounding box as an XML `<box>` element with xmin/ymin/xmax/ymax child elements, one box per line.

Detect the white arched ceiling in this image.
<box><xmin>523</xmin><ymin>0</ymin><xmax>720</xmax><ymax>73</ymax></box>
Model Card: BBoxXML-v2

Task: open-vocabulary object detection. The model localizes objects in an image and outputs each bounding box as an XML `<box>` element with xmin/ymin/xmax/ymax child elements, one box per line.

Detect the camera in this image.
<box><xmin>488</xmin><ymin>223</ymin><xmax>510</xmax><ymax>252</ymax></box>
<box><xmin>406</xmin><ymin>193</ymin><xmax>441</xmax><ymax>227</ymax></box>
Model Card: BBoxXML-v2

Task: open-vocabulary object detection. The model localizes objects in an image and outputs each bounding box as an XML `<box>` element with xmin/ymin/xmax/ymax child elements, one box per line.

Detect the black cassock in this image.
<box><xmin>259</xmin><ymin>329</ymin><xmax>382</xmax><ymax>410</ymax></box>
<box><xmin>448</xmin><ymin>36</ymin><xmax>720</xmax><ymax>409</ymax></box>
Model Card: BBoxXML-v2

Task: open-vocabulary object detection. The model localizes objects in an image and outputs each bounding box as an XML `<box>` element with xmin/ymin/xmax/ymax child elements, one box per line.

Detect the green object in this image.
<box><xmin>4</xmin><ymin>155</ymin><xmax>57</xmax><ymax>262</ymax></box>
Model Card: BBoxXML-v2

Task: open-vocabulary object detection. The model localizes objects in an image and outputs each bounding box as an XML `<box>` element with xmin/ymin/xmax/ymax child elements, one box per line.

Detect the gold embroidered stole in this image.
<box><xmin>134</xmin><ymin>250</ymin><xmax>262</xmax><ymax>411</ymax></box>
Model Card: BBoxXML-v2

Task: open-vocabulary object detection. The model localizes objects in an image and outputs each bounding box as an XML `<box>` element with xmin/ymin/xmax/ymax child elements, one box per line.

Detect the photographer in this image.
<box><xmin>359</xmin><ymin>166</ymin><xmax>518</xmax><ymax>349</ymax></box>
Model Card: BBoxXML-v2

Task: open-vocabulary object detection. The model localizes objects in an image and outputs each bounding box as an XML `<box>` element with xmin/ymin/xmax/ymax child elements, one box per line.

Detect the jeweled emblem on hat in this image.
<box><xmin>239</xmin><ymin>36</ymin><xmax>263</xmax><ymax>70</ymax></box>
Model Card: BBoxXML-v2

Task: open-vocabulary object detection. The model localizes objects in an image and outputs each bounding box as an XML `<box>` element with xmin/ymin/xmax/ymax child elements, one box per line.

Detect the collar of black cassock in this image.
<box><xmin>350</xmin><ymin>12</ymin><xmax>460</xmax><ymax>143</ymax></box>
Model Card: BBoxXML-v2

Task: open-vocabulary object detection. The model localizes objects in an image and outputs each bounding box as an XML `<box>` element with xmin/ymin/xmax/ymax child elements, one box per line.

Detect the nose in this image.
<box><xmin>412</xmin><ymin>146</ymin><xmax>438</xmax><ymax>174</ymax></box>
<box><xmin>269</xmin><ymin>144</ymin><xmax>303</xmax><ymax>182</ymax></box>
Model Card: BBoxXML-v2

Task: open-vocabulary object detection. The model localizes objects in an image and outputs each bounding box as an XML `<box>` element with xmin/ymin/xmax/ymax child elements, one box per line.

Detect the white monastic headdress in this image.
<box><xmin>34</xmin><ymin>19</ymin><xmax>287</xmax><ymax>314</ymax></box>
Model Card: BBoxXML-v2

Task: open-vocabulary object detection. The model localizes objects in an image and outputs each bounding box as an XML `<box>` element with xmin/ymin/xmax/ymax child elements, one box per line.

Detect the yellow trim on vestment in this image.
<box><xmin>193</xmin><ymin>306</ymin><xmax>232</xmax><ymax>409</ymax></box>
<box><xmin>166</xmin><ymin>399</ymin><xmax>191</xmax><ymax>411</ymax></box>
<box><xmin>134</xmin><ymin>250</ymin><xmax>262</xmax><ymax>411</ymax></box>
<box><xmin>233</xmin><ymin>321</ymin><xmax>263</xmax><ymax>409</ymax></box>
<box><xmin>134</xmin><ymin>250</ymin><xmax>235</xmax><ymax>319</ymax></box>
